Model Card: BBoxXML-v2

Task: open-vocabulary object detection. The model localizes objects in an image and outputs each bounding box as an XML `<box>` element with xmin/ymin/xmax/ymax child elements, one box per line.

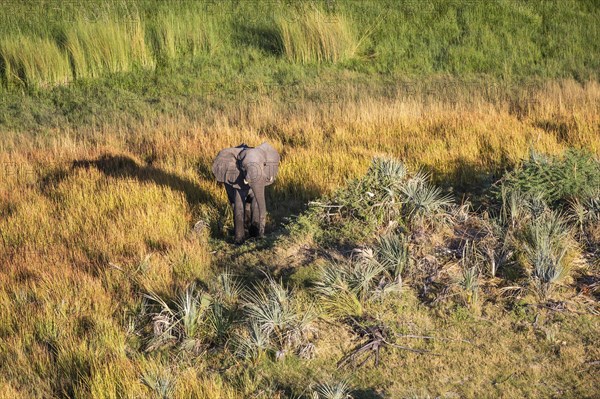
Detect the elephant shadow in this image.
<box><xmin>46</xmin><ymin>154</ymin><xmax>332</xmax><ymax>246</ymax></box>
<box><xmin>69</xmin><ymin>154</ymin><xmax>214</xmax><ymax>207</ymax></box>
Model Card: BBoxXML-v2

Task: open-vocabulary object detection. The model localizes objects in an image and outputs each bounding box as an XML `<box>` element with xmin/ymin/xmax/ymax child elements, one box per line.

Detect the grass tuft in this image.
<box><xmin>149</xmin><ymin>9</ymin><xmax>215</xmax><ymax>63</ymax></box>
<box><xmin>275</xmin><ymin>6</ymin><xmax>358</xmax><ymax>63</ymax></box>
<box><xmin>242</xmin><ymin>277</ymin><xmax>316</xmax><ymax>356</ymax></box>
<box><xmin>0</xmin><ymin>35</ymin><xmax>71</xmax><ymax>88</ymax></box>
<box><xmin>521</xmin><ymin>211</ymin><xmax>576</xmax><ymax>298</ymax></box>
<box><xmin>64</xmin><ymin>14</ymin><xmax>154</xmax><ymax>79</ymax></box>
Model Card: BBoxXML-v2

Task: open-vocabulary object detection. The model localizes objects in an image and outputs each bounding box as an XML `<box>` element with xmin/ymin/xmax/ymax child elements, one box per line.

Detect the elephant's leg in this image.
<box><xmin>246</xmin><ymin>189</ymin><xmax>260</xmax><ymax>237</ymax></box>
<box><xmin>233</xmin><ymin>188</ymin><xmax>249</xmax><ymax>244</ymax></box>
<box><xmin>250</xmin><ymin>193</ymin><xmax>260</xmax><ymax>237</ymax></box>
<box><xmin>224</xmin><ymin>184</ymin><xmax>236</xmax><ymax>208</ymax></box>
<box><xmin>244</xmin><ymin>201</ymin><xmax>252</xmax><ymax>231</ymax></box>
<box><xmin>248</xmin><ymin>183</ymin><xmax>267</xmax><ymax>238</ymax></box>
<box><xmin>245</xmin><ymin>190</ymin><xmax>254</xmax><ymax>234</ymax></box>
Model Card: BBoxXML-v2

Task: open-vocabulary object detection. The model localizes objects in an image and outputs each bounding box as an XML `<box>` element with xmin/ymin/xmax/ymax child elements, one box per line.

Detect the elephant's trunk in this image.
<box><xmin>249</xmin><ymin>182</ymin><xmax>267</xmax><ymax>237</ymax></box>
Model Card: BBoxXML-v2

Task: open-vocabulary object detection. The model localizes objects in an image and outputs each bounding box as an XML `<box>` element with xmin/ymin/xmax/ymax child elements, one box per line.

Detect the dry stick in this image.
<box><xmin>385</xmin><ymin>342</ymin><xmax>434</xmax><ymax>355</ymax></box>
<box><xmin>586</xmin><ymin>360</ymin><xmax>600</xmax><ymax>366</ymax></box>
<box><xmin>338</xmin><ymin>334</ymin><xmax>436</xmax><ymax>369</ymax></box>
<box><xmin>395</xmin><ymin>333</ymin><xmax>474</xmax><ymax>345</ymax></box>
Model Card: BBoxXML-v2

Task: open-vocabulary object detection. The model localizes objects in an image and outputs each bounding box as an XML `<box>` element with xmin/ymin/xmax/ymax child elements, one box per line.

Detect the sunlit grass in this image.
<box><xmin>64</xmin><ymin>14</ymin><xmax>154</xmax><ymax>79</ymax></box>
<box><xmin>0</xmin><ymin>80</ymin><xmax>598</xmax><ymax>397</ymax></box>
<box><xmin>275</xmin><ymin>6</ymin><xmax>358</xmax><ymax>63</ymax></box>
<box><xmin>149</xmin><ymin>9</ymin><xmax>216</xmax><ymax>62</ymax></box>
<box><xmin>0</xmin><ymin>35</ymin><xmax>71</xmax><ymax>88</ymax></box>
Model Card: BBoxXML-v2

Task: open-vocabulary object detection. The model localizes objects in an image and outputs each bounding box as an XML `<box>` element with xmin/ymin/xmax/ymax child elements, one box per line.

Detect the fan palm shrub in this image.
<box><xmin>374</xmin><ymin>233</ymin><xmax>410</xmax><ymax>281</ymax></box>
<box><xmin>459</xmin><ymin>241</ymin><xmax>482</xmax><ymax>305</ymax></box>
<box><xmin>520</xmin><ymin>211</ymin><xmax>577</xmax><ymax>298</ymax></box>
<box><xmin>314</xmin><ymin>246</ymin><xmax>404</xmax><ymax>317</ymax></box>
<box><xmin>500</xmin><ymin>149</ymin><xmax>600</xmax><ymax>206</ymax></box>
<box><xmin>242</xmin><ymin>277</ymin><xmax>316</xmax><ymax>357</ymax></box>
<box><xmin>400</xmin><ymin>173</ymin><xmax>453</xmax><ymax>230</ymax></box>
<box><xmin>310</xmin><ymin>380</ymin><xmax>353</xmax><ymax>399</ymax></box>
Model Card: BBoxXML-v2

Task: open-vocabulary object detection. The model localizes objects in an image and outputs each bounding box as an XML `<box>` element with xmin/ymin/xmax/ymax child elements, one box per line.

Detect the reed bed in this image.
<box><xmin>275</xmin><ymin>6</ymin><xmax>358</xmax><ymax>63</ymax></box>
<box><xmin>0</xmin><ymin>35</ymin><xmax>72</xmax><ymax>88</ymax></box>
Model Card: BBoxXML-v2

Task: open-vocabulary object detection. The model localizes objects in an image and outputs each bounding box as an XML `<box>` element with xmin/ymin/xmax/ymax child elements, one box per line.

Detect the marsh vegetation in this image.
<box><xmin>0</xmin><ymin>1</ymin><xmax>599</xmax><ymax>398</ymax></box>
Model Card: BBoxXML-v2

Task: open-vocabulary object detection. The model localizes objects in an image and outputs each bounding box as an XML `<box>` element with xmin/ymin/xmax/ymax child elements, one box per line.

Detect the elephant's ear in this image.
<box><xmin>258</xmin><ymin>142</ymin><xmax>280</xmax><ymax>186</ymax></box>
<box><xmin>212</xmin><ymin>147</ymin><xmax>242</xmax><ymax>185</ymax></box>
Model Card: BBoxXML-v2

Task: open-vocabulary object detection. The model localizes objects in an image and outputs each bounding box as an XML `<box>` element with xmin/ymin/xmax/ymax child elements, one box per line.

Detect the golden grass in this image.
<box><xmin>0</xmin><ymin>79</ymin><xmax>599</xmax><ymax>397</ymax></box>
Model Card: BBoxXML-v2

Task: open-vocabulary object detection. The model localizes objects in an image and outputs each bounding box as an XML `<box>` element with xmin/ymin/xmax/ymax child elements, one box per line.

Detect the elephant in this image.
<box><xmin>212</xmin><ymin>142</ymin><xmax>280</xmax><ymax>243</ymax></box>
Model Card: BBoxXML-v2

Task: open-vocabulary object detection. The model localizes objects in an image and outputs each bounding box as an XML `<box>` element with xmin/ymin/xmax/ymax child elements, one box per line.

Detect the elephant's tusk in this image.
<box><xmin>244</xmin><ymin>179</ymin><xmax>249</xmax><ymax>185</ymax></box>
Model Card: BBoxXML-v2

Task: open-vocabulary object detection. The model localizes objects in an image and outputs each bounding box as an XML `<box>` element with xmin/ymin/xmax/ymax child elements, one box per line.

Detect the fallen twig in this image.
<box><xmin>337</xmin><ymin>316</ymin><xmax>437</xmax><ymax>369</ymax></box>
<box><xmin>395</xmin><ymin>333</ymin><xmax>474</xmax><ymax>345</ymax></box>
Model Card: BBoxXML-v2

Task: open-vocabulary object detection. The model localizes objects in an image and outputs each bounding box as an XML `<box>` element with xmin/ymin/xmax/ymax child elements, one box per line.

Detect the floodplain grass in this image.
<box><xmin>149</xmin><ymin>9</ymin><xmax>217</xmax><ymax>63</ymax></box>
<box><xmin>275</xmin><ymin>6</ymin><xmax>359</xmax><ymax>63</ymax></box>
<box><xmin>64</xmin><ymin>13</ymin><xmax>155</xmax><ymax>80</ymax></box>
<box><xmin>0</xmin><ymin>35</ymin><xmax>72</xmax><ymax>89</ymax></box>
<box><xmin>0</xmin><ymin>111</ymin><xmax>599</xmax><ymax>395</ymax></box>
<box><xmin>0</xmin><ymin>1</ymin><xmax>599</xmax><ymax>398</ymax></box>
<box><xmin>0</xmin><ymin>0</ymin><xmax>599</xmax><ymax>90</ymax></box>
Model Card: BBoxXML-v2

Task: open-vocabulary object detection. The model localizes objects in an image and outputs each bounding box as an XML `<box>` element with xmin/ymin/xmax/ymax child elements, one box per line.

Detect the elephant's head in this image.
<box><xmin>212</xmin><ymin>142</ymin><xmax>280</xmax><ymax>237</ymax></box>
<box><xmin>212</xmin><ymin>142</ymin><xmax>280</xmax><ymax>188</ymax></box>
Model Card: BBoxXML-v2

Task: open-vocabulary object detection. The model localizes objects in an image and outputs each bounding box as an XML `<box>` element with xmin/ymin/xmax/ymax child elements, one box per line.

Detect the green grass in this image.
<box><xmin>498</xmin><ymin>149</ymin><xmax>600</xmax><ymax>206</ymax></box>
<box><xmin>149</xmin><ymin>9</ymin><xmax>217</xmax><ymax>63</ymax></box>
<box><xmin>64</xmin><ymin>14</ymin><xmax>155</xmax><ymax>79</ymax></box>
<box><xmin>0</xmin><ymin>0</ymin><xmax>599</xmax><ymax>92</ymax></box>
<box><xmin>0</xmin><ymin>35</ymin><xmax>72</xmax><ymax>88</ymax></box>
<box><xmin>275</xmin><ymin>6</ymin><xmax>359</xmax><ymax>63</ymax></box>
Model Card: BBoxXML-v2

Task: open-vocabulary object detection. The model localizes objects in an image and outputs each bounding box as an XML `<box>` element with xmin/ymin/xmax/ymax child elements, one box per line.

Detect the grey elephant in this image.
<box><xmin>212</xmin><ymin>142</ymin><xmax>280</xmax><ymax>243</ymax></box>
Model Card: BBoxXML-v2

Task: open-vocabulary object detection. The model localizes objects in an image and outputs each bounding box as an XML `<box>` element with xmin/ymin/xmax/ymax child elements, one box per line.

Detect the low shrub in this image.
<box><xmin>499</xmin><ymin>149</ymin><xmax>600</xmax><ymax>206</ymax></box>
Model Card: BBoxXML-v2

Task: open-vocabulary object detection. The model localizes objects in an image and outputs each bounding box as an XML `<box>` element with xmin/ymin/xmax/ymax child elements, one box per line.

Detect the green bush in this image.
<box><xmin>499</xmin><ymin>149</ymin><xmax>600</xmax><ymax>206</ymax></box>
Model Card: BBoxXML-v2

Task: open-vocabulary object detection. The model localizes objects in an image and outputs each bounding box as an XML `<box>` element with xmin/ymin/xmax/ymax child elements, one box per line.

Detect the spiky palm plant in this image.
<box><xmin>144</xmin><ymin>283</ymin><xmax>211</xmax><ymax>349</ymax></box>
<box><xmin>500</xmin><ymin>187</ymin><xmax>529</xmax><ymax>229</ymax></box>
<box><xmin>315</xmin><ymin>250</ymin><xmax>403</xmax><ymax>317</ymax></box>
<box><xmin>243</xmin><ymin>277</ymin><xmax>315</xmax><ymax>354</ymax></box>
<box><xmin>370</xmin><ymin>157</ymin><xmax>408</xmax><ymax>184</ymax></box>
<box><xmin>459</xmin><ymin>241</ymin><xmax>481</xmax><ymax>305</ymax></box>
<box><xmin>206</xmin><ymin>299</ymin><xmax>235</xmax><ymax>346</ymax></box>
<box><xmin>359</xmin><ymin>157</ymin><xmax>409</xmax><ymax>224</ymax></box>
<box><xmin>400</xmin><ymin>174</ymin><xmax>453</xmax><ymax>229</ymax></box>
<box><xmin>141</xmin><ymin>367</ymin><xmax>175</xmax><ymax>399</ymax></box>
<box><xmin>314</xmin><ymin>263</ymin><xmax>364</xmax><ymax>317</ymax></box>
<box><xmin>211</xmin><ymin>269</ymin><xmax>243</xmax><ymax>305</ymax></box>
<box><xmin>375</xmin><ymin>233</ymin><xmax>410</xmax><ymax>280</ymax></box>
<box><xmin>177</xmin><ymin>283</ymin><xmax>212</xmax><ymax>339</ymax></box>
<box><xmin>570</xmin><ymin>192</ymin><xmax>600</xmax><ymax>244</ymax></box>
<box><xmin>234</xmin><ymin>320</ymin><xmax>272</xmax><ymax>364</ymax></box>
<box><xmin>348</xmin><ymin>261</ymin><xmax>387</xmax><ymax>302</ymax></box>
<box><xmin>460</xmin><ymin>266</ymin><xmax>479</xmax><ymax>305</ymax></box>
<box><xmin>522</xmin><ymin>211</ymin><xmax>573</xmax><ymax>298</ymax></box>
<box><xmin>311</xmin><ymin>380</ymin><xmax>353</xmax><ymax>399</ymax></box>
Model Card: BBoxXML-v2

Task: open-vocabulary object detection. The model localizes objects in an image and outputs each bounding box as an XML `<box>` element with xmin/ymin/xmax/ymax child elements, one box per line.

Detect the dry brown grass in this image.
<box><xmin>0</xmin><ymin>79</ymin><xmax>599</xmax><ymax>397</ymax></box>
